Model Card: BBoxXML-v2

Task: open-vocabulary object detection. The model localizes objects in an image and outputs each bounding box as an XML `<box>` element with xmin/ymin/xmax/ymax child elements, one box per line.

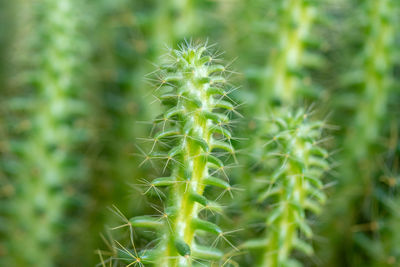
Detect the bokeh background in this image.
<box><xmin>0</xmin><ymin>0</ymin><xmax>399</xmax><ymax>266</ymax></box>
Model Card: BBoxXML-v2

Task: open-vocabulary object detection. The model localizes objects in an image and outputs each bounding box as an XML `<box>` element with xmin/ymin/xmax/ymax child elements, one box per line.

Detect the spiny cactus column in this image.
<box><xmin>260</xmin><ymin>109</ymin><xmax>328</xmax><ymax>266</ymax></box>
<box><xmin>138</xmin><ymin>0</ymin><xmax>198</xmax><ymax>118</ymax></box>
<box><xmin>122</xmin><ymin>43</ymin><xmax>235</xmax><ymax>266</ymax></box>
<box><xmin>320</xmin><ymin>0</ymin><xmax>398</xmax><ymax>265</ymax></box>
<box><xmin>153</xmin><ymin>0</ymin><xmax>195</xmax><ymax>54</ymax></box>
<box><xmin>7</xmin><ymin>0</ymin><xmax>89</xmax><ymax>265</ymax></box>
<box><xmin>88</xmin><ymin>2</ymin><xmax>202</xmax><ymax>261</ymax></box>
<box><xmin>261</xmin><ymin>0</ymin><xmax>316</xmax><ymax>107</ymax></box>
<box><xmin>345</xmin><ymin>0</ymin><xmax>395</xmax><ymax>161</ymax></box>
<box><xmin>242</xmin><ymin>1</ymin><xmax>329</xmax><ymax>266</ymax></box>
<box><xmin>0</xmin><ymin>0</ymin><xmax>13</xmax><ymax>254</ymax></box>
<box><xmin>346</xmin><ymin>0</ymin><xmax>398</xmax><ymax>264</ymax></box>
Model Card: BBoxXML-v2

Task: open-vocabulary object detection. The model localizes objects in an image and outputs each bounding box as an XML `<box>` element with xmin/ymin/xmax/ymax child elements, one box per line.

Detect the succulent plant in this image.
<box><xmin>107</xmin><ymin>42</ymin><xmax>237</xmax><ymax>266</ymax></box>
<box><xmin>3</xmin><ymin>0</ymin><xmax>91</xmax><ymax>265</ymax></box>
<box><xmin>314</xmin><ymin>0</ymin><xmax>399</xmax><ymax>265</ymax></box>
<box><xmin>260</xmin><ymin>0</ymin><xmax>317</xmax><ymax>107</ymax></box>
<box><xmin>234</xmin><ymin>1</ymin><xmax>332</xmax><ymax>266</ymax></box>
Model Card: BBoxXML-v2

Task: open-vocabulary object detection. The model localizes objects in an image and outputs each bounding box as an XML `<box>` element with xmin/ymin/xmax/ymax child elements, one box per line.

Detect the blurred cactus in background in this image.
<box><xmin>104</xmin><ymin>42</ymin><xmax>238</xmax><ymax>267</ymax></box>
<box><xmin>1</xmin><ymin>0</ymin><xmax>92</xmax><ymax>265</ymax></box>
<box><xmin>316</xmin><ymin>0</ymin><xmax>400</xmax><ymax>266</ymax></box>
<box><xmin>242</xmin><ymin>108</ymin><xmax>330</xmax><ymax>266</ymax></box>
<box><xmin>0</xmin><ymin>0</ymin><xmax>399</xmax><ymax>266</ymax></box>
<box><xmin>233</xmin><ymin>1</ymin><xmax>332</xmax><ymax>266</ymax></box>
<box><xmin>82</xmin><ymin>0</ymin><xmax>149</xmax><ymax>259</ymax></box>
<box><xmin>260</xmin><ymin>0</ymin><xmax>317</xmax><ymax>106</ymax></box>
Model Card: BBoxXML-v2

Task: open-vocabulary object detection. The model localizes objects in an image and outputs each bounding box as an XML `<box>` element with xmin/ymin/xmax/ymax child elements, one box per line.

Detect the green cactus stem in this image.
<box><xmin>258</xmin><ymin>109</ymin><xmax>328</xmax><ymax>267</ymax></box>
<box><xmin>261</xmin><ymin>0</ymin><xmax>316</xmax><ymax>107</ymax></box>
<box><xmin>6</xmin><ymin>0</ymin><xmax>90</xmax><ymax>265</ymax></box>
<box><xmin>121</xmin><ymin>42</ymin><xmax>236</xmax><ymax>267</ymax></box>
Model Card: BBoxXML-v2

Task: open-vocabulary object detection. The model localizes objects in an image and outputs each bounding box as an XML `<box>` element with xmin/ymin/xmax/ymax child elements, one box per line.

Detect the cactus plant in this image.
<box><xmin>344</xmin><ymin>0</ymin><xmax>396</xmax><ymax>160</ymax></box>
<box><xmin>239</xmin><ymin>108</ymin><xmax>330</xmax><ymax>267</ymax></box>
<box><xmin>320</xmin><ymin>0</ymin><xmax>399</xmax><ymax>265</ymax></box>
<box><xmin>260</xmin><ymin>109</ymin><xmax>328</xmax><ymax>266</ymax></box>
<box><xmin>260</xmin><ymin>0</ymin><xmax>317</xmax><ymax>107</ymax></box>
<box><xmin>106</xmin><ymin>42</ymin><xmax>237</xmax><ymax>266</ymax></box>
<box><xmin>234</xmin><ymin>1</ymin><xmax>331</xmax><ymax>266</ymax></box>
<box><xmin>4</xmin><ymin>0</ymin><xmax>91</xmax><ymax>265</ymax></box>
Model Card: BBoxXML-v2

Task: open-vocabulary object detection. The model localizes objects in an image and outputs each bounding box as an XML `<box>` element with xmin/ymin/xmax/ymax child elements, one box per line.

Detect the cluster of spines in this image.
<box><xmin>5</xmin><ymin>0</ymin><xmax>89</xmax><ymax>266</ymax></box>
<box><xmin>122</xmin><ymin>43</ymin><xmax>236</xmax><ymax>266</ymax></box>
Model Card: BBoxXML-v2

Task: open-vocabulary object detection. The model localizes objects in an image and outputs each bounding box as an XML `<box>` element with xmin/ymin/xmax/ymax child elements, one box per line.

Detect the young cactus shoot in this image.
<box><xmin>122</xmin><ymin>42</ymin><xmax>236</xmax><ymax>266</ymax></box>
